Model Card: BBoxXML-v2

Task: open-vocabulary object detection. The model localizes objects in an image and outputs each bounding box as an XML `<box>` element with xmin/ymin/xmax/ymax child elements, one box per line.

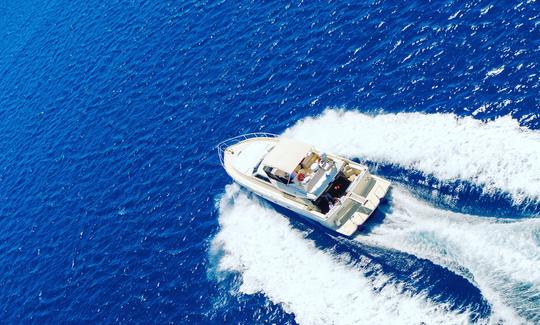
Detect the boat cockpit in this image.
<box><xmin>252</xmin><ymin>144</ymin><xmax>361</xmax><ymax>214</ymax></box>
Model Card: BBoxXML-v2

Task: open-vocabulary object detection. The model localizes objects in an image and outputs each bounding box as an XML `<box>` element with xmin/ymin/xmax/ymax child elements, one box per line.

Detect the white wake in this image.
<box><xmin>211</xmin><ymin>109</ymin><xmax>540</xmax><ymax>324</ymax></box>
<box><xmin>283</xmin><ymin>109</ymin><xmax>540</xmax><ymax>204</ymax></box>
<box><xmin>283</xmin><ymin>109</ymin><xmax>540</xmax><ymax>322</ymax></box>
<box><xmin>212</xmin><ymin>184</ymin><xmax>473</xmax><ymax>325</ymax></box>
<box><xmin>356</xmin><ymin>187</ymin><xmax>540</xmax><ymax>324</ymax></box>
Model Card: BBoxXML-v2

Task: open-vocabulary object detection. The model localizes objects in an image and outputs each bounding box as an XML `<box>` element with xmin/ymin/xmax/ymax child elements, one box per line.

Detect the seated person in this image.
<box><xmin>320</xmin><ymin>192</ymin><xmax>334</xmax><ymax>204</ymax></box>
<box><xmin>310</xmin><ymin>161</ymin><xmax>320</xmax><ymax>173</ymax></box>
<box><xmin>300</xmin><ymin>153</ymin><xmax>320</xmax><ymax>171</ymax></box>
<box><xmin>328</xmin><ymin>197</ymin><xmax>342</xmax><ymax>211</ymax></box>
<box><xmin>319</xmin><ymin>153</ymin><xmax>334</xmax><ymax>170</ymax></box>
<box><xmin>290</xmin><ymin>167</ymin><xmax>308</xmax><ymax>184</ymax></box>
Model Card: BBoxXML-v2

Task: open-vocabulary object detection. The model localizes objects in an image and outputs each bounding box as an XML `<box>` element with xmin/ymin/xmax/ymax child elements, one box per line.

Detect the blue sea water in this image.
<box><xmin>0</xmin><ymin>0</ymin><xmax>539</xmax><ymax>323</ymax></box>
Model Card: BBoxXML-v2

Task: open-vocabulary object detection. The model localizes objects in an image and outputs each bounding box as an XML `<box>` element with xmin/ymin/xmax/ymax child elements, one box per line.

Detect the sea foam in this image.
<box><xmin>283</xmin><ymin>109</ymin><xmax>540</xmax><ymax>203</ymax></box>
<box><xmin>357</xmin><ymin>187</ymin><xmax>540</xmax><ymax>324</ymax></box>
<box><xmin>212</xmin><ymin>184</ymin><xmax>472</xmax><ymax>325</ymax></box>
<box><xmin>212</xmin><ymin>110</ymin><xmax>540</xmax><ymax>323</ymax></box>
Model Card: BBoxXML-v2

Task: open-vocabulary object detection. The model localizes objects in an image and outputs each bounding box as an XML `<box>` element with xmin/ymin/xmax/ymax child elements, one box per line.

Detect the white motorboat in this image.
<box><xmin>217</xmin><ymin>133</ymin><xmax>390</xmax><ymax>236</ymax></box>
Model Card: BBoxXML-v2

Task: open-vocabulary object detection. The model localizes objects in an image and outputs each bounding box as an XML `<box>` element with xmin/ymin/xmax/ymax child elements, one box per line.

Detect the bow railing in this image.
<box><xmin>217</xmin><ymin>132</ymin><xmax>278</xmax><ymax>166</ymax></box>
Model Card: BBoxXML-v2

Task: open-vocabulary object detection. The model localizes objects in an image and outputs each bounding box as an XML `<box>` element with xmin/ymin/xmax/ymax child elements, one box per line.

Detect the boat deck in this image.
<box><xmin>313</xmin><ymin>173</ymin><xmax>351</xmax><ymax>213</ymax></box>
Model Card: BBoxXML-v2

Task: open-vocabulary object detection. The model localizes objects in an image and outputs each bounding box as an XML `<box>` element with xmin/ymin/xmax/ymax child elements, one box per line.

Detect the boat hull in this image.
<box><xmin>220</xmin><ymin>137</ymin><xmax>390</xmax><ymax>236</ymax></box>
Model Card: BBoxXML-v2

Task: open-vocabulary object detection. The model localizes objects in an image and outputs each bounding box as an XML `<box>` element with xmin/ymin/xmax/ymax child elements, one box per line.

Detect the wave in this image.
<box><xmin>283</xmin><ymin>109</ymin><xmax>540</xmax><ymax>204</ymax></box>
<box><xmin>211</xmin><ymin>109</ymin><xmax>540</xmax><ymax>323</ymax></box>
<box><xmin>282</xmin><ymin>109</ymin><xmax>540</xmax><ymax>321</ymax></box>
<box><xmin>357</xmin><ymin>187</ymin><xmax>540</xmax><ymax>323</ymax></box>
<box><xmin>211</xmin><ymin>184</ymin><xmax>474</xmax><ymax>325</ymax></box>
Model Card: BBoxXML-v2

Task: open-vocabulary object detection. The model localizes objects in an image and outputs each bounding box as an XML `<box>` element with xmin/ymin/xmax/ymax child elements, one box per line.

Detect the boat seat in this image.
<box><xmin>306</xmin><ymin>167</ymin><xmax>327</xmax><ymax>192</ymax></box>
<box><xmin>343</xmin><ymin>165</ymin><xmax>358</xmax><ymax>178</ymax></box>
<box><xmin>301</xmin><ymin>153</ymin><xmax>319</xmax><ymax>170</ymax></box>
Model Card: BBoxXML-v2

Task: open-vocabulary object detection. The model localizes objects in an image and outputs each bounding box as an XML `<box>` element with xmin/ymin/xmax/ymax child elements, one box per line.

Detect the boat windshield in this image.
<box><xmin>263</xmin><ymin>166</ymin><xmax>289</xmax><ymax>184</ymax></box>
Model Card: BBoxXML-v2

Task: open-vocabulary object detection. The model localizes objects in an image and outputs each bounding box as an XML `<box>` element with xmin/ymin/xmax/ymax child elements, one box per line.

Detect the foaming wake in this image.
<box><xmin>283</xmin><ymin>109</ymin><xmax>540</xmax><ymax>204</ymax></box>
<box><xmin>283</xmin><ymin>109</ymin><xmax>540</xmax><ymax>322</ymax></box>
<box><xmin>356</xmin><ymin>187</ymin><xmax>540</xmax><ymax>324</ymax></box>
<box><xmin>211</xmin><ymin>184</ymin><xmax>472</xmax><ymax>325</ymax></box>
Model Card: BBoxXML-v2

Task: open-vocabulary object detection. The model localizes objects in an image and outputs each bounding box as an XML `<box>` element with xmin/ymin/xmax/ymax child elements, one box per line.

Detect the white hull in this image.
<box><xmin>220</xmin><ymin>136</ymin><xmax>391</xmax><ymax>236</ymax></box>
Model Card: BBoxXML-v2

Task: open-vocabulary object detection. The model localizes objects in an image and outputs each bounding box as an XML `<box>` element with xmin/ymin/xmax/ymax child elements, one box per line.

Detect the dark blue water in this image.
<box><xmin>0</xmin><ymin>0</ymin><xmax>538</xmax><ymax>323</ymax></box>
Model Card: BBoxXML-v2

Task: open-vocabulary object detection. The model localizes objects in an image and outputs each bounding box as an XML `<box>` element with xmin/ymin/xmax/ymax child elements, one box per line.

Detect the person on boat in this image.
<box><xmin>328</xmin><ymin>197</ymin><xmax>341</xmax><ymax>211</ymax></box>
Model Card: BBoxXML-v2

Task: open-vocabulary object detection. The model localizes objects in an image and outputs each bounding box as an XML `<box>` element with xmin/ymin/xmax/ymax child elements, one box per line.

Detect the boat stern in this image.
<box><xmin>332</xmin><ymin>174</ymin><xmax>391</xmax><ymax>236</ymax></box>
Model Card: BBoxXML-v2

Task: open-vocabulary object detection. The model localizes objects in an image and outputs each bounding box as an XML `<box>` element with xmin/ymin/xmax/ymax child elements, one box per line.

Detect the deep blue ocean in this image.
<box><xmin>0</xmin><ymin>0</ymin><xmax>539</xmax><ymax>323</ymax></box>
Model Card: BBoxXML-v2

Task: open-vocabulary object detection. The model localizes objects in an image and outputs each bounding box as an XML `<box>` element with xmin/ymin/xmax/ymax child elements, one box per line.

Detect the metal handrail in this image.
<box><xmin>216</xmin><ymin>132</ymin><xmax>278</xmax><ymax>166</ymax></box>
